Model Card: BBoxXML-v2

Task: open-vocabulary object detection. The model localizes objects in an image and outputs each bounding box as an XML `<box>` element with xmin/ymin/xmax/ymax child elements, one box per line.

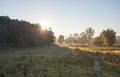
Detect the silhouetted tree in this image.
<box><xmin>58</xmin><ymin>35</ymin><xmax>64</xmax><ymax>44</ymax></box>
<box><xmin>0</xmin><ymin>16</ymin><xmax>55</xmax><ymax>47</ymax></box>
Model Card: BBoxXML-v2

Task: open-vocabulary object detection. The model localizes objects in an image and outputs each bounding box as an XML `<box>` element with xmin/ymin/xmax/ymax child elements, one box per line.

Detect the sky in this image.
<box><xmin>0</xmin><ymin>0</ymin><xmax>120</xmax><ymax>37</ymax></box>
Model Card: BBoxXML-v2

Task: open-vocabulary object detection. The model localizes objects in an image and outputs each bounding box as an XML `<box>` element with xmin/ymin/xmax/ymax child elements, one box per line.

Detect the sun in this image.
<box><xmin>39</xmin><ymin>21</ymin><xmax>51</xmax><ymax>30</ymax></box>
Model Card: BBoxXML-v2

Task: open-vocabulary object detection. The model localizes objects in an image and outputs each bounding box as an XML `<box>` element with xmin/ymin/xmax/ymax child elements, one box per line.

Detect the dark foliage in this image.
<box><xmin>100</xmin><ymin>28</ymin><xmax>116</xmax><ymax>47</ymax></box>
<box><xmin>93</xmin><ymin>37</ymin><xmax>104</xmax><ymax>46</ymax></box>
<box><xmin>0</xmin><ymin>16</ymin><xmax>55</xmax><ymax>47</ymax></box>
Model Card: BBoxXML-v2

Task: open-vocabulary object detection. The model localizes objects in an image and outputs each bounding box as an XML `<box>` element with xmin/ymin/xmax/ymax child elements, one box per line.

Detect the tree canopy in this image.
<box><xmin>0</xmin><ymin>16</ymin><xmax>55</xmax><ymax>47</ymax></box>
<box><xmin>93</xmin><ymin>36</ymin><xmax>104</xmax><ymax>46</ymax></box>
<box><xmin>85</xmin><ymin>27</ymin><xmax>95</xmax><ymax>46</ymax></box>
<box><xmin>58</xmin><ymin>35</ymin><xmax>65</xmax><ymax>44</ymax></box>
<box><xmin>100</xmin><ymin>28</ymin><xmax>116</xmax><ymax>47</ymax></box>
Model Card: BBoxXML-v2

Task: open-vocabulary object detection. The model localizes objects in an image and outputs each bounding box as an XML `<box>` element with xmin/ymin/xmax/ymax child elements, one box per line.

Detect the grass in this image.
<box><xmin>0</xmin><ymin>45</ymin><xmax>120</xmax><ymax>77</ymax></box>
<box><xmin>0</xmin><ymin>45</ymin><xmax>71</xmax><ymax>56</ymax></box>
<box><xmin>63</xmin><ymin>44</ymin><xmax>120</xmax><ymax>54</ymax></box>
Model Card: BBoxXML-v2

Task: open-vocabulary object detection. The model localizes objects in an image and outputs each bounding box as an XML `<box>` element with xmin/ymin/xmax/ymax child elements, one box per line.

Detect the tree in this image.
<box><xmin>73</xmin><ymin>33</ymin><xmax>79</xmax><ymax>45</ymax></box>
<box><xmin>65</xmin><ymin>34</ymin><xmax>73</xmax><ymax>45</ymax></box>
<box><xmin>0</xmin><ymin>16</ymin><xmax>55</xmax><ymax>47</ymax></box>
<box><xmin>93</xmin><ymin>37</ymin><xmax>104</xmax><ymax>46</ymax></box>
<box><xmin>79</xmin><ymin>32</ymin><xmax>87</xmax><ymax>46</ymax></box>
<box><xmin>58</xmin><ymin>35</ymin><xmax>65</xmax><ymax>44</ymax></box>
<box><xmin>46</xmin><ymin>28</ymin><xmax>55</xmax><ymax>45</ymax></box>
<box><xmin>100</xmin><ymin>28</ymin><xmax>116</xmax><ymax>47</ymax></box>
<box><xmin>85</xmin><ymin>27</ymin><xmax>95</xmax><ymax>46</ymax></box>
<box><xmin>0</xmin><ymin>24</ymin><xmax>8</xmax><ymax>47</ymax></box>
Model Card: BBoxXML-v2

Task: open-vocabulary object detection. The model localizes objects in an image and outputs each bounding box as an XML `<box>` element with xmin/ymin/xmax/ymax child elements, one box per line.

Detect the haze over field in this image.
<box><xmin>0</xmin><ymin>0</ymin><xmax>120</xmax><ymax>37</ymax></box>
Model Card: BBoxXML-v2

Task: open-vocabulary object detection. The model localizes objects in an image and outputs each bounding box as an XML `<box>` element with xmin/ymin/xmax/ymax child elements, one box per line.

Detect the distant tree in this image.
<box><xmin>73</xmin><ymin>33</ymin><xmax>79</xmax><ymax>45</ymax></box>
<box><xmin>65</xmin><ymin>34</ymin><xmax>73</xmax><ymax>45</ymax></box>
<box><xmin>85</xmin><ymin>27</ymin><xmax>95</xmax><ymax>46</ymax></box>
<box><xmin>100</xmin><ymin>28</ymin><xmax>116</xmax><ymax>47</ymax></box>
<box><xmin>79</xmin><ymin>32</ymin><xmax>87</xmax><ymax>46</ymax></box>
<box><xmin>115</xmin><ymin>36</ymin><xmax>120</xmax><ymax>46</ymax></box>
<box><xmin>93</xmin><ymin>37</ymin><xmax>104</xmax><ymax>46</ymax></box>
<box><xmin>58</xmin><ymin>35</ymin><xmax>65</xmax><ymax>44</ymax></box>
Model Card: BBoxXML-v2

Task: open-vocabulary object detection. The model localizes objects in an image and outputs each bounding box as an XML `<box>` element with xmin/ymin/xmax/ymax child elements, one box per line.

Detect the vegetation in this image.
<box><xmin>57</xmin><ymin>27</ymin><xmax>119</xmax><ymax>48</ymax></box>
<box><xmin>0</xmin><ymin>16</ymin><xmax>55</xmax><ymax>47</ymax></box>
<box><xmin>0</xmin><ymin>15</ymin><xmax>119</xmax><ymax>77</ymax></box>
<box><xmin>100</xmin><ymin>28</ymin><xmax>116</xmax><ymax>47</ymax></box>
<box><xmin>79</xmin><ymin>32</ymin><xmax>88</xmax><ymax>46</ymax></box>
<box><xmin>58</xmin><ymin>35</ymin><xmax>65</xmax><ymax>44</ymax></box>
<box><xmin>0</xmin><ymin>46</ymin><xmax>120</xmax><ymax>77</ymax></box>
<box><xmin>85</xmin><ymin>27</ymin><xmax>95</xmax><ymax>46</ymax></box>
<box><xmin>60</xmin><ymin>27</ymin><xmax>94</xmax><ymax>46</ymax></box>
<box><xmin>93</xmin><ymin>37</ymin><xmax>104</xmax><ymax>46</ymax></box>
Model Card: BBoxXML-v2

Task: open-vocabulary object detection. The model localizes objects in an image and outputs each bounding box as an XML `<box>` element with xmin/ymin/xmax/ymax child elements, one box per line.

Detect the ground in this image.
<box><xmin>0</xmin><ymin>45</ymin><xmax>120</xmax><ymax>77</ymax></box>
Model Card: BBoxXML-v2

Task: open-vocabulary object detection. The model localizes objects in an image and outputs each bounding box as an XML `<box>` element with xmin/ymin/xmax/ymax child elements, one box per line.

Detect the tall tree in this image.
<box><xmin>65</xmin><ymin>34</ymin><xmax>73</xmax><ymax>45</ymax></box>
<box><xmin>58</xmin><ymin>35</ymin><xmax>65</xmax><ymax>44</ymax></box>
<box><xmin>79</xmin><ymin>32</ymin><xmax>87</xmax><ymax>46</ymax></box>
<box><xmin>73</xmin><ymin>33</ymin><xmax>79</xmax><ymax>45</ymax></box>
<box><xmin>85</xmin><ymin>27</ymin><xmax>95</xmax><ymax>46</ymax></box>
<box><xmin>100</xmin><ymin>28</ymin><xmax>116</xmax><ymax>47</ymax></box>
<box><xmin>0</xmin><ymin>16</ymin><xmax>55</xmax><ymax>47</ymax></box>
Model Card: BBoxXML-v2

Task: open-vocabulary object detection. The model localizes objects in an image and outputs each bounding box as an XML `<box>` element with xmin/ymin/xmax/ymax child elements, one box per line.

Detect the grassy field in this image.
<box><xmin>0</xmin><ymin>45</ymin><xmax>120</xmax><ymax>77</ymax></box>
<box><xmin>0</xmin><ymin>45</ymin><xmax>71</xmax><ymax>56</ymax></box>
<box><xmin>63</xmin><ymin>45</ymin><xmax>120</xmax><ymax>54</ymax></box>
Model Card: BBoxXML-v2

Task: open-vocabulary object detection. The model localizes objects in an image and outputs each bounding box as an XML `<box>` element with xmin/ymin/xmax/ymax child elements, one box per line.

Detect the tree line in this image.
<box><xmin>0</xmin><ymin>16</ymin><xmax>55</xmax><ymax>47</ymax></box>
<box><xmin>57</xmin><ymin>27</ymin><xmax>116</xmax><ymax>47</ymax></box>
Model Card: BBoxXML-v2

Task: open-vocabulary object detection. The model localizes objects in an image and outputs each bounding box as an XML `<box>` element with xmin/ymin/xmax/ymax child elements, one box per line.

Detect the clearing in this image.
<box><xmin>0</xmin><ymin>45</ymin><xmax>120</xmax><ymax>77</ymax></box>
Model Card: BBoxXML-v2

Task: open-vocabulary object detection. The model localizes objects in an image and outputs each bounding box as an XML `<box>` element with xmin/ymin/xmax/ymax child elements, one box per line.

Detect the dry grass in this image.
<box><xmin>62</xmin><ymin>44</ymin><xmax>120</xmax><ymax>54</ymax></box>
<box><xmin>0</xmin><ymin>45</ymin><xmax>120</xmax><ymax>77</ymax></box>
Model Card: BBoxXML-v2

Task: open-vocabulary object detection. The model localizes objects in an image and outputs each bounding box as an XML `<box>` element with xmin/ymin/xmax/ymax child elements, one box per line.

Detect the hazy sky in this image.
<box><xmin>0</xmin><ymin>0</ymin><xmax>120</xmax><ymax>37</ymax></box>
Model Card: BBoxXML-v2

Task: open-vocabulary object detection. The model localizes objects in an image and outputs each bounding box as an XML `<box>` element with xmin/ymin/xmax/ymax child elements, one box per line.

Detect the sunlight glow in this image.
<box><xmin>40</xmin><ymin>20</ymin><xmax>51</xmax><ymax>30</ymax></box>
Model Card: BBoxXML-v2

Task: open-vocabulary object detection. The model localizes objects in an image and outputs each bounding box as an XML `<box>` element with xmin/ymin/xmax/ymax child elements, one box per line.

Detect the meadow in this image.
<box><xmin>0</xmin><ymin>45</ymin><xmax>120</xmax><ymax>77</ymax></box>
